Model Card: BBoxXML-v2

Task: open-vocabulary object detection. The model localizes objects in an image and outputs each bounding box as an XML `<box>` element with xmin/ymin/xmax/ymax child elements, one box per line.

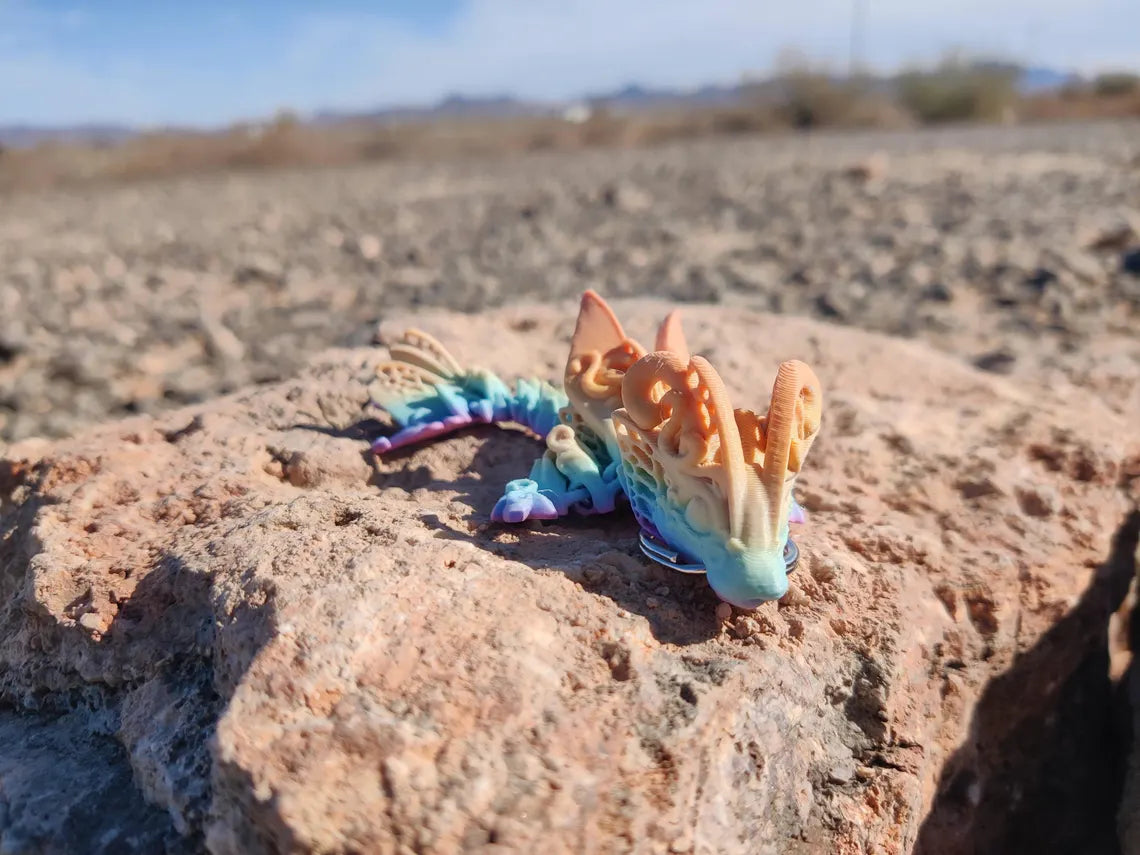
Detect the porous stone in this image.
<box><xmin>0</xmin><ymin>302</ymin><xmax>1133</xmax><ymax>854</ymax></box>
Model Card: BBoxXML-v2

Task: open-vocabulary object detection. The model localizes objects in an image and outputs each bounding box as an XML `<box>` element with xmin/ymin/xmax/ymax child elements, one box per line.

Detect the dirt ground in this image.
<box><xmin>1</xmin><ymin>120</ymin><xmax>1138</xmax><ymax>443</ymax></box>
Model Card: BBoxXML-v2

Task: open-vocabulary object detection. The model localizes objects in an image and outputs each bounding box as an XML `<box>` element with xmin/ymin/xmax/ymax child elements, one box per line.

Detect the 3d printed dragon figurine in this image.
<box><xmin>369</xmin><ymin>291</ymin><xmax>823</xmax><ymax>608</ymax></box>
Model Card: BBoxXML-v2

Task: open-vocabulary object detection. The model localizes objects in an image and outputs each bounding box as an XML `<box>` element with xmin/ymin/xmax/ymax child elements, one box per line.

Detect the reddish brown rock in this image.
<box><xmin>0</xmin><ymin>301</ymin><xmax>1133</xmax><ymax>854</ymax></box>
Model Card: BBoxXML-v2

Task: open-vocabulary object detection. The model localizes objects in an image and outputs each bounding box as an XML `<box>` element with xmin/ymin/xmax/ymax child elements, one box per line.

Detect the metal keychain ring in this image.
<box><xmin>638</xmin><ymin>531</ymin><xmax>800</xmax><ymax>575</ymax></box>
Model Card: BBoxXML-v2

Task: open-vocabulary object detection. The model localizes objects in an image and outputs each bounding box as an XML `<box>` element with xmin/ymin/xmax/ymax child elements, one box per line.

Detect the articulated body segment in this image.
<box><xmin>369</xmin><ymin>328</ymin><xmax>620</xmax><ymax>522</ymax></box>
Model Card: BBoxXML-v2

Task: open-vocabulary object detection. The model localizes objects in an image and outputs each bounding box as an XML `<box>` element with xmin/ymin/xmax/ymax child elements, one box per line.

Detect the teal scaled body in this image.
<box><xmin>368</xmin><ymin>330</ymin><xmax>622</xmax><ymax>521</ymax></box>
<box><xmin>371</xmin><ymin>364</ymin><xmax>567</xmax><ymax>455</ymax></box>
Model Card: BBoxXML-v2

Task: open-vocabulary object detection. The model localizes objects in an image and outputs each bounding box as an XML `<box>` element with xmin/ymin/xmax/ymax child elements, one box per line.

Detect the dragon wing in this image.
<box><xmin>384</xmin><ymin>328</ymin><xmax>464</xmax><ymax>380</ymax></box>
<box><xmin>369</xmin><ymin>329</ymin><xmax>469</xmax><ymax>427</ymax></box>
<box><xmin>613</xmin><ymin>352</ymin><xmax>751</xmax><ymax>543</ymax></box>
<box><xmin>615</xmin><ymin>354</ymin><xmax>822</xmax><ymax>551</ymax></box>
<box><xmin>369</xmin><ymin>329</ymin><xmax>510</xmax><ymax>436</ymax></box>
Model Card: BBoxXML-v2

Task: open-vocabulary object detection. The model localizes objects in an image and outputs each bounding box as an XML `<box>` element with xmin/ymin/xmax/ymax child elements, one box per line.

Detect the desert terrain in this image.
<box><xmin>1</xmin><ymin>121</ymin><xmax>1139</xmax><ymax>853</ymax></box>
<box><xmin>2</xmin><ymin>120</ymin><xmax>1139</xmax><ymax>443</ymax></box>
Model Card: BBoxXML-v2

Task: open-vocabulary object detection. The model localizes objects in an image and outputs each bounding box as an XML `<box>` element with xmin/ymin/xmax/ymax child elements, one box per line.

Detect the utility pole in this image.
<box><xmin>849</xmin><ymin>0</ymin><xmax>866</xmax><ymax>78</ymax></box>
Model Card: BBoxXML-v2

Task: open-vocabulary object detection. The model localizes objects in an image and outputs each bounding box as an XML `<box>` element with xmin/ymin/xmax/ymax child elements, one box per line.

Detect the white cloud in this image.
<box><xmin>1</xmin><ymin>0</ymin><xmax>1139</xmax><ymax>125</ymax></box>
<box><xmin>281</xmin><ymin>0</ymin><xmax>1140</xmax><ymax>114</ymax></box>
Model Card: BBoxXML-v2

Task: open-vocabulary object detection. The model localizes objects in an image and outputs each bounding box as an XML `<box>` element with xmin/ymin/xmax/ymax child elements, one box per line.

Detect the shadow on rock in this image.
<box><xmin>0</xmin><ymin>708</ymin><xmax>199</xmax><ymax>855</ymax></box>
<box><xmin>291</xmin><ymin>416</ymin><xmax>390</xmax><ymax>444</ymax></box>
<box><xmin>0</xmin><ymin>544</ymin><xmax>234</xmax><ymax>852</ymax></box>
<box><xmin>303</xmin><ymin>418</ymin><xmax>725</xmax><ymax>645</ymax></box>
<box><xmin>915</xmin><ymin>509</ymin><xmax>1140</xmax><ymax>855</ymax></box>
<box><xmin>109</xmin><ymin>551</ymin><xmax>277</xmax><ymax>853</ymax></box>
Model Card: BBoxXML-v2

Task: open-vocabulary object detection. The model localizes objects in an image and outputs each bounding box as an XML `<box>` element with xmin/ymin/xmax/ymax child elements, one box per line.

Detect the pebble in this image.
<box><xmin>828</xmin><ymin>761</ymin><xmax>857</xmax><ymax>784</ymax></box>
<box><xmin>356</xmin><ymin>234</ymin><xmax>383</xmax><ymax>260</ymax></box>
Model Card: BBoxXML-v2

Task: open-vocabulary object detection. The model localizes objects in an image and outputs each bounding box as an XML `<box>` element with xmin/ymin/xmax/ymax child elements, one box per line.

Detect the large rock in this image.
<box><xmin>0</xmin><ymin>300</ymin><xmax>1134</xmax><ymax>854</ymax></box>
<box><xmin>1116</xmin><ymin>524</ymin><xmax>1140</xmax><ymax>855</ymax></box>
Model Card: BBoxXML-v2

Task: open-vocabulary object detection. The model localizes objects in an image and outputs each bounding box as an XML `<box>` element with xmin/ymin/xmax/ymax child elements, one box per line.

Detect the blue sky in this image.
<box><xmin>3</xmin><ymin>0</ymin><xmax>1139</xmax><ymax>127</ymax></box>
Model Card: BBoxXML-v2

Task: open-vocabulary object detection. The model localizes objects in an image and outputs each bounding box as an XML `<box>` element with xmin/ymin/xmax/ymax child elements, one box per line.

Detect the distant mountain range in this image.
<box><xmin>1017</xmin><ymin>66</ymin><xmax>1082</xmax><ymax>93</ymax></box>
<box><xmin>0</xmin><ymin>123</ymin><xmax>137</xmax><ymax>149</ymax></box>
<box><xmin>0</xmin><ymin>65</ymin><xmax>1093</xmax><ymax>149</ymax></box>
<box><xmin>311</xmin><ymin>93</ymin><xmax>553</xmax><ymax>125</ymax></box>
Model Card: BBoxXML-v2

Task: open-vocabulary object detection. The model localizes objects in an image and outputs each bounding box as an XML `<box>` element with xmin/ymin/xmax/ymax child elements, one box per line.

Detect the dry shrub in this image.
<box><xmin>766</xmin><ymin>61</ymin><xmax>909</xmax><ymax>131</ymax></box>
<box><xmin>776</xmin><ymin>71</ymin><xmax>853</xmax><ymax>129</ymax></box>
<box><xmin>1021</xmin><ymin>81</ymin><xmax>1140</xmax><ymax>122</ymax></box>
<box><xmin>107</xmin><ymin>114</ymin><xmax>362</xmax><ymax>182</ymax></box>
<box><xmin>1093</xmin><ymin>73</ymin><xmax>1140</xmax><ymax>97</ymax></box>
<box><xmin>0</xmin><ymin>140</ymin><xmax>119</xmax><ymax>193</ymax></box>
<box><xmin>896</xmin><ymin>59</ymin><xmax>1018</xmax><ymax>123</ymax></box>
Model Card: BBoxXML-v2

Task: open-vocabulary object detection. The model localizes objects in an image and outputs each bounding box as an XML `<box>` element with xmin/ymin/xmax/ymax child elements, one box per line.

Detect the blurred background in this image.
<box><xmin>2</xmin><ymin>0</ymin><xmax>1139</xmax><ymax>183</ymax></box>
<box><xmin>0</xmin><ymin>0</ymin><xmax>1138</xmax><ymax>442</ymax></box>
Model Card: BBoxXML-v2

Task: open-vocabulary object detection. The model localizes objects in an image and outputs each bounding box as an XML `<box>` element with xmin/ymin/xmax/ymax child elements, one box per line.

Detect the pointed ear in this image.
<box><xmin>654</xmin><ymin>310</ymin><xmax>689</xmax><ymax>360</ymax></box>
<box><xmin>569</xmin><ymin>290</ymin><xmax>627</xmax><ymax>359</ymax></box>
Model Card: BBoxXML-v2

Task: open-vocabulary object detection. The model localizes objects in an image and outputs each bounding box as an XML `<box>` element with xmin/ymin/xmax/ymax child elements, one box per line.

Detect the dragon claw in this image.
<box><xmin>491</xmin><ymin>479</ymin><xmax>560</xmax><ymax>523</ymax></box>
<box><xmin>788</xmin><ymin>498</ymin><xmax>807</xmax><ymax>525</ymax></box>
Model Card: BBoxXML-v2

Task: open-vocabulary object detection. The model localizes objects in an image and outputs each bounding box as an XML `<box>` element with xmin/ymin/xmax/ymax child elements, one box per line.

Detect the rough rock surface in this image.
<box><xmin>1</xmin><ymin>301</ymin><xmax>1135</xmax><ymax>854</ymax></box>
<box><xmin>1</xmin><ymin>122</ymin><xmax>1139</xmax><ymax>442</ymax></box>
<box><xmin>1116</xmin><ymin>527</ymin><xmax>1140</xmax><ymax>855</ymax></box>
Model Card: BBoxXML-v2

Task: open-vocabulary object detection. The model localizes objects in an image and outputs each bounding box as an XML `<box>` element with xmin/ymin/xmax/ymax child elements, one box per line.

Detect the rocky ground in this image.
<box><xmin>1</xmin><ymin>121</ymin><xmax>1139</xmax><ymax>854</ymax></box>
<box><xmin>1</xmin><ymin>121</ymin><xmax>1139</xmax><ymax>443</ymax></box>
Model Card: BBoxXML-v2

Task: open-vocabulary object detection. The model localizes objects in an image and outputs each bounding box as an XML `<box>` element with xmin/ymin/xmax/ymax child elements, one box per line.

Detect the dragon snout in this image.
<box><xmin>706</xmin><ymin>547</ymin><xmax>792</xmax><ymax>609</ymax></box>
